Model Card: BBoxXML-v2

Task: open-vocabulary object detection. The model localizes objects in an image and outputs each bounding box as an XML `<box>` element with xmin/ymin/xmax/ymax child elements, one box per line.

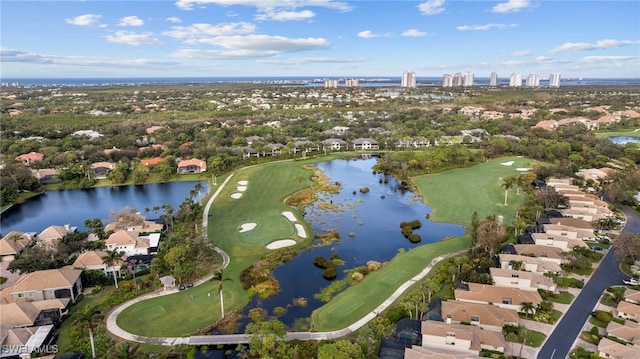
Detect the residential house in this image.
<box><xmin>499</xmin><ymin>253</ymin><xmax>562</xmax><ymax>274</ymax></box>
<box><xmin>403</xmin><ymin>344</ymin><xmax>479</xmax><ymax>359</ymax></box>
<box><xmin>90</xmin><ymin>161</ymin><xmax>116</xmax><ymax>178</ymax></box>
<box><xmin>322</xmin><ymin>138</ymin><xmax>347</xmax><ymax>151</ymax></box>
<box><xmin>606</xmin><ymin>320</ymin><xmax>640</xmax><ymax>346</ymax></box>
<box><xmin>105</xmin><ymin>230</ymin><xmax>150</xmax><ymax>257</ymax></box>
<box><xmin>617</xmin><ymin>301</ymin><xmax>640</xmax><ymax>321</ymax></box>
<box><xmin>624</xmin><ymin>288</ymin><xmax>640</xmax><ymax>305</ymax></box>
<box><xmin>542</xmin><ymin>224</ymin><xmax>596</xmax><ymax>241</ymax></box>
<box><xmin>0</xmin><ymin>299</ymin><xmax>70</xmax><ymax>328</ymax></box>
<box><xmin>37</xmin><ymin>224</ymin><xmax>76</xmax><ymax>248</ymax></box>
<box><xmin>104</xmin><ymin>217</ymin><xmax>164</xmax><ymax>234</ymax></box>
<box><xmin>441</xmin><ymin>300</ymin><xmax>520</xmax><ymax>332</ymax></box>
<box><xmin>598</xmin><ymin>337</ymin><xmax>640</xmax><ymax>359</ymax></box>
<box><xmin>0</xmin><ymin>325</ymin><xmax>57</xmax><ymax>358</ymax></box>
<box><xmin>490</xmin><ymin>268</ymin><xmax>556</xmax><ymax>292</ymax></box>
<box><xmin>512</xmin><ymin>244</ymin><xmax>565</xmax><ymax>265</ymax></box>
<box><xmin>263</xmin><ymin>143</ymin><xmax>285</xmax><ymax>156</ymax></box>
<box><xmin>15</xmin><ymin>152</ymin><xmax>44</xmax><ymax>165</ymax></box>
<box><xmin>245</xmin><ymin>135</ymin><xmax>264</xmax><ymax>145</ymax></box>
<box><xmin>72</xmin><ymin>250</ymin><xmax>123</xmax><ymax>277</ymax></box>
<box><xmin>0</xmin><ymin>231</ymin><xmax>33</xmax><ymax>262</ymax></box>
<box><xmin>420</xmin><ymin>320</ymin><xmax>506</xmax><ymax>355</ymax></box>
<box><xmin>352</xmin><ymin>138</ymin><xmax>380</xmax><ymax>150</ymax></box>
<box><xmin>140</xmin><ymin>157</ymin><xmax>166</xmax><ymax>168</ymax></box>
<box><xmin>453</xmin><ymin>283</ymin><xmax>543</xmax><ymax>311</ymax></box>
<box><xmin>531</xmin><ymin>232</ymin><xmax>589</xmax><ymax>250</ymax></box>
<box><xmin>31</xmin><ymin>168</ymin><xmax>60</xmax><ymax>184</ymax></box>
<box><xmin>177</xmin><ymin>158</ymin><xmax>207</xmax><ymax>174</ymax></box>
<box><xmin>9</xmin><ymin>268</ymin><xmax>82</xmax><ymax>303</ymax></box>
<box><xmin>159</xmin><ymin>275</ymin><xmax>176</xmax><ymax>290</ymax></box>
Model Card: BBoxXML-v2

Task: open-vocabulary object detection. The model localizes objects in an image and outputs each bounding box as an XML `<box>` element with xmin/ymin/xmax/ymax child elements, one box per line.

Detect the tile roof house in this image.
<box><xmin>420</xmin><ymin>320</ymin><xmax>506</xmax><ymax>355</ymax></box>
<box><xmin>177</xmin><ymin>158</ymin><xmax>207</xmax><ymax>174</ymax></box>
<box><xmin>454</xmin><ymin>283</ymin><xmax>543</xmax><ymax>311</ymax></box>
<box><xmin>15</xmin><ymin>152</ymin><xmax>44</xmax><ymax>165</ymax></box>
<box><xmin>105</xmin><ymin>230</ymin><xmax>150</xmax><ymax>257</ymax></box>
<box><xmin>441</xmin><ymin>300</ymin><xmax>520</xmax><ymax>332</ymax></box>
<box><xmin>624</xmin><ymin>288</ymin><xmax>640</xmax><ymax>305</ymax></box>
<box><xmin>31</xmin><ymin>168</ymin><xmax>60</xmax><ymax>184</ymax></box>
<box><xmin>598</xmin><ymin>337</ymin><xmax>640</xmax><ymax>359</ymax></box>
<box><xmin>0</xmin><ymin>231</ymin><xmax>34</xmax><ymax>262</ymax></box>
<box><xmin>322</xmin><ymin>138</ymin><xmax>347</xmax><ymax>151</ymax></box>
<box><xmin>490</xmin><ymin>268</ymin><xmax>556</xmax><ymax>292</ymax></box>
<box><xmin>90</xmin><ymin>161</ymin><xmax>116</xmax><ymax>178</ymax></box>
<box><xmin>606</xmin><ymin>320</ymin><xmax>640</xmax><ymax>346</ymax></box>
<box><xmin>352</xmin><ymin>138</ymin><xmax>380</xmax><ymax>150</ymax></box>
<box><xmin>617</xmin><ymin>301</ymin><xmax>640</xmax><ymax>321</ymax></box>
<box><xmin>542</xmin><ymin>224</ymin><xmax>596</xmax><ymax>241</ymax></box>
<box><xmin>9</xmin><ymin>268</ymin><xmax>82</xmax><ymax>303</ymax></box>
<box><xmin>531</xmin><ymin>232</ymin><xmax>589</xmax><ymax>250</ymax></box>
<box><xmin>140</xmin><ymin>157</ymin><xmax>166</xmax><ymax>167</ymax></box>
<box><xmin>499</xmin><ymin>253</ymin><xmax>562</xmax><ymax>274</ymax></box>
<box><xmin>403</xmin><ymin>344</ymin><xmax>478</xmax><ymax>359</ymax></box>
<box><xmin>0</xmin><ymin>298</ymin><xmax>70</xmax><ymax>328</ymax></box>
<box><xmin>512</xmin><ymin>244</ymin><xmax>565</xmax><ymax>265</ymax></box>
<box><xmin>36</xmin><ymin>224</ymin><xmax>76</xmax><ymax>248</ymax></box>
<box><xmin>0</xmin><ymin>325</ymin><xmax>56</xmax><ymax>358</ymax></box>
<box><xmin>72</xmin><ymin>250</ymin><xmax>123</xmax><ymax>277</ymax></box>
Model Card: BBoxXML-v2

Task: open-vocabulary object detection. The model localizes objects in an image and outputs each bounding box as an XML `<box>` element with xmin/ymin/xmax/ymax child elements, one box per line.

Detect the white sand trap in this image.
<box><xmin>516</xmin><ymin>168</ymin><xmax>531</xmax><ymax>172</ymax></box>
<box><xmin>236</xmin><ymin>186</ymin><xmax>247</xmax><ymax>191</ymax></box>
<box><xmin>237</xmin><ymin>180</ymin><xmax>248</xmax><ymax>185</ymax></box>
<box><xmin>295</xmin><ymin>224</ymin><xmax>307</xmax><ymax>238</ymax></box>
<box><xmin>239</xmin><ymin>223</ymin><xmax>257</xmax><ymax>233</ymax></box>
<box><xmin>266</xmin><ymin>239</ymin><xmax>296</xmax><ymax>250</ymax></box>
<box><xmin>501</xmin><ymin>161</ymin><xmax>515</xmax><ymax>166</ymax></box>
<box><xmin>282</xmin><ymin>211</ymin><xmax>297</xmax><ymax>222</ymax></box>
<box><xmin>230</xmin><ymin>193</ymin><xmax>243</xmax><ymax>199</ymax></box>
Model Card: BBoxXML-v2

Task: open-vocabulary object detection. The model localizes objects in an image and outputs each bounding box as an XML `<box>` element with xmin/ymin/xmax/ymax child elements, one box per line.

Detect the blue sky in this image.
<box><xmin>1</xmin><ymin>0</ymin><xmax>639</xmax><ymax>78</ymax></box>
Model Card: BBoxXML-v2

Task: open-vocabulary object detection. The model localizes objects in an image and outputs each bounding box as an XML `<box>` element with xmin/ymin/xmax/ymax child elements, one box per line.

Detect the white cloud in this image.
<box><xmin>535</xmin><ymin>56</ymin><xmax>554</xmax><ymax>63</ymax></box>
<box><xmin>358</xmin><ymin>30</ymin><xmax>379</xmax><ymax>38</ymax></box>
<box><xmin>0</xmin><ymin>48</ymin><xmax>179</xmax><ymax>67</ymax></box>
<box><xmin>163</xmin><ymin>22</ymin><xmax>256</xmax><ymax>41</ymax></box>
<box><xmin>502</xmin><ymin>60</ymin><xmax>521</xmax><ymax>66</ymax></box>
<box><xmin>118</xmin><ymin>16</ymin><xmax>144</xmax><ymax>27</ymax></box>
<box><xmin>170</xmin><ymin>34</ymin><xmax>330</xmax><ymax>58</ymax></box>
<box><xmin>550</xmin><ymin>39</ymin><xmax>640</xmax><ymax>53</ymax></box>
<box><xmin>457</xmin><ymin>23</ymin><xmax>516</xmax><ymax>31</ymax></box>
<box><xmin>105</xmin><ymin>31</ymin><xmax>162</xmax><ymax>46</ymax></box>
<box><xmin>418</xmin><ymin>0</ymin><xmax>445</xmax><ymax>15</ymax></box>
<box><xmin>174</xmin><ymin>0</ymin><xmax>352</xmax><ymax>12</ymax></box>
<box><xmin>65</xmin><ymin>14</ymin><xmax>102</xmax><ymax>26</ymax></box>
<box><xmin>581</xmin><ymin>55</ymin><xmax>636</xmax><ymax>64</ymax></box>
<box><xmin>256</xmin><ymin>10</ymin><xmax>315</xmax><ymax>21</ymax></box>
<box><xmin>492</xmin><ymin>0</ymin><xmax>531</xmax><ymax>14</ymax></box>
<box><xmin>257</xmin><ymin>57</ymin><xmax>366</xmax><ymax>65</ymax></box>
<box><xmin>512</xmin><ymin>50</ymin><xmax>532</xmax><ymax>57</ymax></box>
<box><xmin>166</xmin><ymin>17</ymin><xmax>182</xmax><ymax>23</ymax></box>
<box><xmin>402</xmin><ymin>29</ymin><xmax>428</xmax><ymax>37</ymax></box>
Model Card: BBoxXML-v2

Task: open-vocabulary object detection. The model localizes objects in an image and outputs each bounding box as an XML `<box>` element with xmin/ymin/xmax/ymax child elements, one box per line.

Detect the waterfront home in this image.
<box><xmin>72</xmin><ymin>250</ymin><xmax>123</xmax><ymax>277</ymax></box>
<box><xmin>31</xmin><ymin>168</ymin><xmax>60</xmax><ymax>183</ymax></box>
<box><xmin>177</xmin><ymin>158</ymin><xmax>207</xmax><ymax>174</ymax></box>
<box><xmin>36</xmin><ymin>224</ymin><xmax>76</xmax><ymax>248</ymax></box>
<box><xmin>352</xmin><ymin>138</ymin><xmax>380</xmax><ymax>150</ymax></box>
<box><xmin>322</xmin><ymin>138</ymin><xmax>347</xmax><ymax>151</ymax></box>
<box><xmin>7</xmin><ymin>268</ymin><xmax>83</xmax><ymax>303</ymax></box>
<box><xmin>105</xmin><ymin>230</ymin><xmax>150</xmax><ymax>257</ymax></box>
<box><xmin>90</xmin><ymin>161</ymin><xmax>116</xmax><ymax>178</ymax></box>
<box><xmin>0</xmin><ymin>231</ymin><xmax>34</xmax><ymax>262</ymax></box>
<box><xmin>14</xmin><ymin>151</ymin><xmax>44</xmax><ymax>165</ymax></box>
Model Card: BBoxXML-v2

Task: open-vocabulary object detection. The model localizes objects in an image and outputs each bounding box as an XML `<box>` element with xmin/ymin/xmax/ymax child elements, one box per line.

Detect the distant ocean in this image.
<box><xmin>1</xmin><ymin>76</ymin><xmax>639</xmax><ymax>87</ymax></box>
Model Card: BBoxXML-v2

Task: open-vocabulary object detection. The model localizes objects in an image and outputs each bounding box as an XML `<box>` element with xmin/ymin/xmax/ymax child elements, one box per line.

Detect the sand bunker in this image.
<box><xmin>282</xmin><ymin>211</ymin><xmax>297</xmax><ymax>222</ymax></box>
<box><xmin>237</xmin><ymin>180</ymin><xmax>248</xmax><ymax>185</ymax></box>
<box><xmin>295</xmin><ymin>224</ymin><xmax>307</xmax><ymax>238</ymax></box>
<box><xmin>239</xmin><ymin>223</ymin><xmax>257</xmax><ymax>233</ymax></box>
<box><xmin>236</xmin><ymin>186</ymin><xmax>247</xmax><ymax>191</ymax></box>
<box><xmin>516</xmin><ymin>168</ymin><xmax>531</xmax><ymax>172</ymax></box>
<box><xmin>501</xmin><ymin>161</ymin><xmax>515</xmax><ymax>166</ymax></box>
<box><xmin>230</xmin><ymin>193</ymin><xmax>243</xmax><ymax>199</ymax></box>
<box><xmin>266</xmin><ymin>239</ymin><xmax>296</xmax><ymax>250</ymax></box>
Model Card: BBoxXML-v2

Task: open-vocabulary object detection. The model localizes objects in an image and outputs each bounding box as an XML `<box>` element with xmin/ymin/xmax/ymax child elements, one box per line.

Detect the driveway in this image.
<box><xmin>537</xmin><ymin>205</ymin><xmax>640</xmax><ymax>359</ymax></box>
<box><xmin>0</xmin><ymin>261</ymin><xmax>22</xmax><ymax>290</ymax></box>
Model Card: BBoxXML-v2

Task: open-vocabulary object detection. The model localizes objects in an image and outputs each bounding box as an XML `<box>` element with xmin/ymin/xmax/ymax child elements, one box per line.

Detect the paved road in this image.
<box><xmin>537</xmin><ymin>206</ymin><xmax>640</xmax><ymax>359</ymax></box>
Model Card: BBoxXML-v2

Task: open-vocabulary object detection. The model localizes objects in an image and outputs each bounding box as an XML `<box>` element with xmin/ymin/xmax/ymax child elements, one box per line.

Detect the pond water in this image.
<box><xmin>234</xmin><ymin>157</ymin><xmax>465</xmax><ymax>331</ymax></box>
<box><xmin>608</xmin><ymin>136</ymin><xmax>640</xmax><ymax>145</ymax></box>
<box><xmin>0</xmin><ymin>181</ymin><xmax>209</xmax><ymax>234</ymax></box>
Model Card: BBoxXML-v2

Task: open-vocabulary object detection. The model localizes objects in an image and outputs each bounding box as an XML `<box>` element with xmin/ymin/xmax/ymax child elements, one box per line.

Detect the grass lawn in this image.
<box><xmin>311</xmin><ymin>235</ymin><xmax>471</xmax><ymax>331</ymax></box>
<box><xmin>117</xmin><ymin>158</ymin><xmax>325</xmax><ymax>337</ymax></box>
<box><xmin>552</xmin><ymin>291</ymin><xmax>575</xmax><ymax>304</ymax></box>
<box><xmin>413</xmin><ymin>156</ymin><xmax>542</xmax><ymax>224</ymax></box>
<box><xmin>594</xmin><ymin>130</ymin><xmax>640</xmax><ymax>139</ymax></box>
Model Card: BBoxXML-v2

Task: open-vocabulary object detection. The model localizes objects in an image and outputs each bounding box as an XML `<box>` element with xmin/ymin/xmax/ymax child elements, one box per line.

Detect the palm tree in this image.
<box><xmin>103</xmin><ymin>249</ymin><xmax>124</xmax><ymax>289</ymax></box>
<box><xmin>501</xmin><ymin>176</ymin><xmax>515</xmax><ymax>206</ymax></box>
<box><xmin>211</xmin><ymin>270</ymin><xmax>232</xmax><ymax>318</ymax></box>
<box><xmin>72</xmin><ymin>305</ymin><xmax>103</xmax><ymax>359</ymax></box>
<box><xmin>520</xmin><ymin>301</ymin><xmax>536</xmax><ymax>318</ymax></box>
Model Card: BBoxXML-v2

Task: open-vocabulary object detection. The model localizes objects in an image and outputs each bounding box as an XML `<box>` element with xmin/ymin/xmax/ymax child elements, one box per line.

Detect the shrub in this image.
<box><xmin>351</xmin><ymin>272</ymin><xmax>364</xmax><ymax>281</ymax></box>
<box><xmin>314</xmin><ymin>256</ymin><xmax>330</xmax><ymax>269</ymax></box>
<box><xmin>322</xmin><ymin>267</ymin><xmax>337</xmax><ymax>280</ymax></box>
<box><xmin>596</xmin><ymin>311</ymin><xmax>611</xmax><ymax>323</ymax></box>
<box><xmin>367</xmin><ymin>261</ymin><xmax>381</xmax><ymax>271</ymax></box>
<box><xmin>359</xmin><ymin>187</ymin><xmax>370</xmax><ymax>193</ymax></box>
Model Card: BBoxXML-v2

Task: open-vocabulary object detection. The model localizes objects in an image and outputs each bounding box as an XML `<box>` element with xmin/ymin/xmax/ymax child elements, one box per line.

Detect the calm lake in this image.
<box><xmin>0</xmin><ymin>181</ymin><xmax>209</xmax><ymax>234</ymax></box>
<box><xmin>235</xmin><ymin>157</ymin><xmax>465</xmax><ymax>331</ymax></box>
<box><xmin>608</xmin><ymin>136</ymin><xmax>640</xmax><ymax>145</ymax></box>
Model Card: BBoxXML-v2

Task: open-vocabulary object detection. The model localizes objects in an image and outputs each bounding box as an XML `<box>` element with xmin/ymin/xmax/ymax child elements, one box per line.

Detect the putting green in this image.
<box><xmin>239</xmin><ymin>215</ymin><xmax>295</xmax><ymax>246</ymax></box>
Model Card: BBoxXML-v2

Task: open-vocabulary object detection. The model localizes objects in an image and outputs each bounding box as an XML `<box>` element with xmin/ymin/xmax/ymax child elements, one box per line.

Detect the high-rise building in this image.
<box><xmin>324</xmin><ymin>79</ymin><xmax>338</xmax><ymax>88</ymax></box>
<box><xmin>463</xmin><ymin>72</ymin><xmax>474</xmax><ymax>87</ymax></box>
<box><xmin>509</xmin><ymin>73</ymin><xmax>523</xmax><ymax>87</ymax></box>
<box><xmin>549</xmin><ymin>73</ymin><xmax>561</xmax><ymax>88</ymax></box>
<box><xmin>442</xmin><ymin>74</ymin><xmax>453</xmax><ymax>87</ymax></box>
<box><xmin>401</xmin><ymin>71</ymin><xmax>417</xmax><ymax>88</ymax></box>
<box><xmin>526</xmin><ymin>74</ymin><xmax>540</xmax><ymax>87</ymax></box>
<box><xmin>490</xmin><ymin>72</ymin><xmax>498</xmax><ymax>87</ymax></box>
<box><xmin>345</xmin><ymin>78</ymin><xmax>359</xmax><ymax>87</ymax></box>
<box><xmin>453</xmin><ymin>72</ymin><xmax>463</xmax><ymax>86</ymax></box>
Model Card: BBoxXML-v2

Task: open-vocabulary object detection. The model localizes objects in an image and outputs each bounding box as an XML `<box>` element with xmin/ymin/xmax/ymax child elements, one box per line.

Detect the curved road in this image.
<box><xmin>537</xmin><ymin>205</ymin><xmax>640</xmax><ymax>359</ymax></box>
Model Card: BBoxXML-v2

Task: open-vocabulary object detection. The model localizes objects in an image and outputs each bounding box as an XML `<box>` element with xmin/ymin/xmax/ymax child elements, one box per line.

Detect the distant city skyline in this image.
<box><xmin>1</xmin><ymin>1</ymin><xmax>638</xmax><ymax>79</ymax></box>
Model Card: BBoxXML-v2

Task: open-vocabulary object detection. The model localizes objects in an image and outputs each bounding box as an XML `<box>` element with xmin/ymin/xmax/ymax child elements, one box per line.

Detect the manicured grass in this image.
<box><xmin>546</xmin><ymin>291</ymin><xmax>575</xmax><ymax>304</ymax></box>
<box><xmin>311</xmin><ymin>235</ymin><xmax>471</xmax><ymax>331</ymax></box>
<box><xmin>594</xmin><ymin>130</ymin><xmax>640</xmax><ymax>139</ymax></box>
<box><xmin>413</xmin><ymin>156</ymin><xmax>542</xmax><ymax>224</ymax></box>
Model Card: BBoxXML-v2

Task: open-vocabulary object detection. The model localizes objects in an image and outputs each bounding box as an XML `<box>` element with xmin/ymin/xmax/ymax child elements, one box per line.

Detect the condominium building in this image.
<box><xmin>442</xmin><ymin>74</ymin><xmax>453</xmax><ymax>87</ymax></box>
<box><xmin>401</xmin><ymin>71</ymin><xmax>417</xmax><ymax>88</ymax></box>
<box><xmin>490</xmin><ymin>72</ymin><xmax>498</xmax><ymax>87</ymax></box>
<box><xmin>549</xmin><ymin>73</ymin><xmax>561</xmax><ymax>88</ymax></box>
<box><xmin>453</xmin><ymin>72</ymin><xmax>463</xmax><ymax>86</ymax></box>
<box><xmin>526</xmin><ymin>74</ymin><xmax>540</xmax><ymax>87</ymax></box>
<box><xmin>324</xmin><ymin>79</ymin><xmax>338</xmax><ymax>88</ymax></box>
<box><xmin>509</xmin><ymin>73</ymin><xmax>523</xmax><ymax>87</ymax></box>
<box><xmin>464</xmin><ymin>72</ymin><xmax>474</xmax><ymax>87</ymax></box>
<box><xmin>344</xmin><ymin>78</ymin><xmax>359</xmax><ymax>87</ymax></box>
